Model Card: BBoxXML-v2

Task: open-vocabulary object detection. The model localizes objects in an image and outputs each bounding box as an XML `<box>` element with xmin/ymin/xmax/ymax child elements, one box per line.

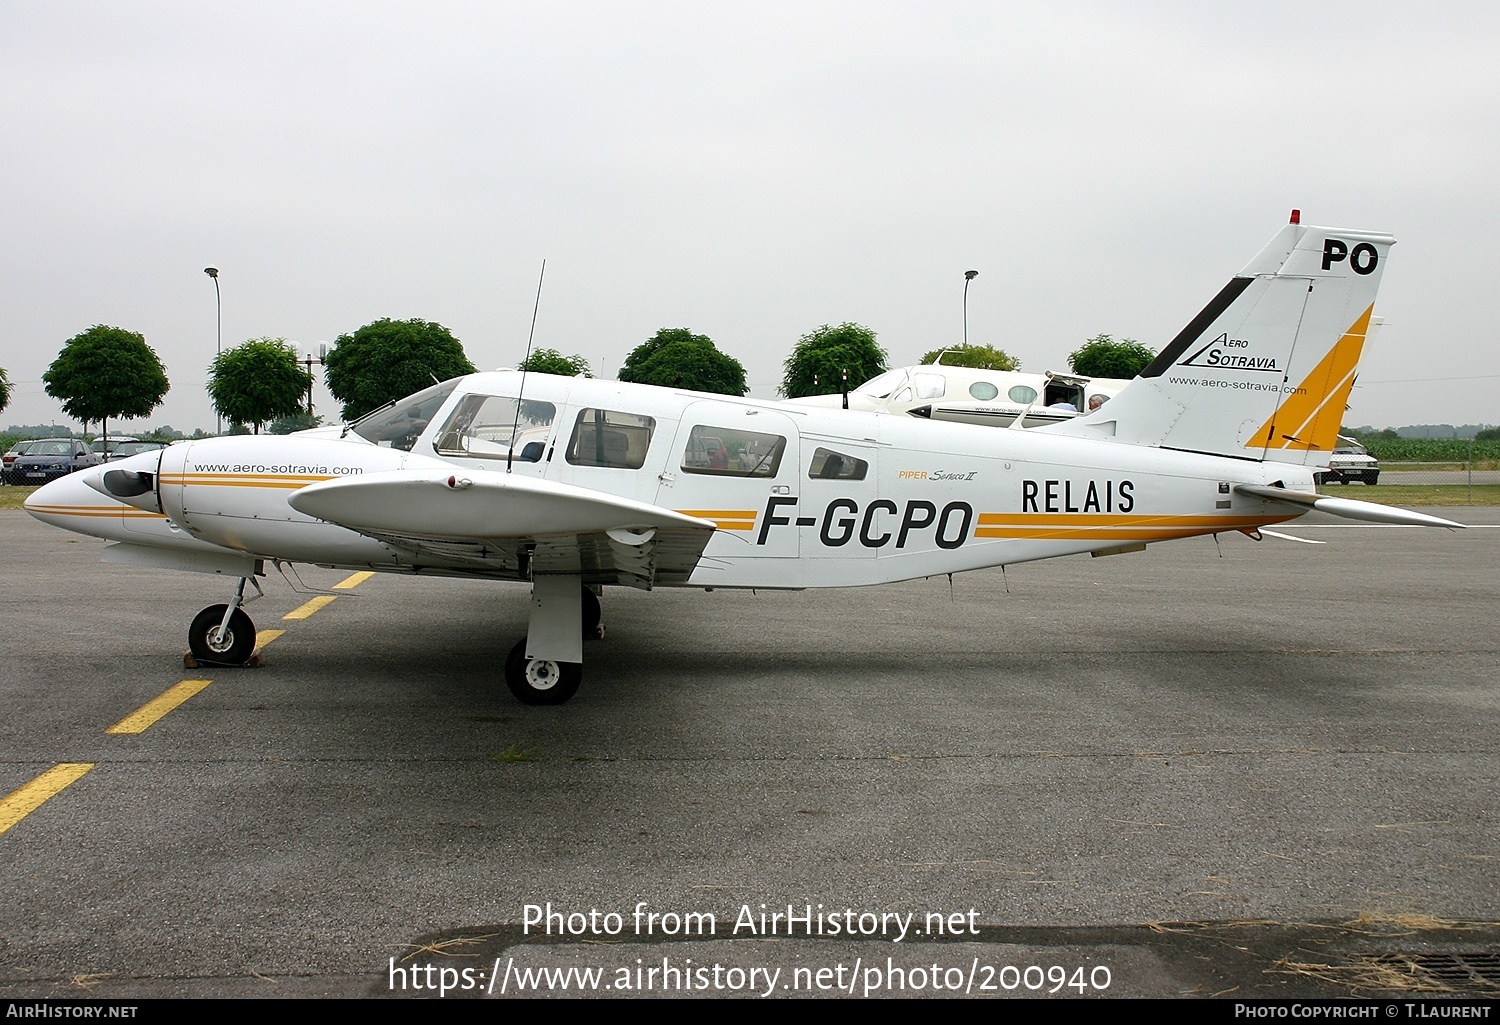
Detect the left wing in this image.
<box><xmin>288</xmin><ymin>469</ymin><xmax>717</xmax><ymax>588</ymax></box>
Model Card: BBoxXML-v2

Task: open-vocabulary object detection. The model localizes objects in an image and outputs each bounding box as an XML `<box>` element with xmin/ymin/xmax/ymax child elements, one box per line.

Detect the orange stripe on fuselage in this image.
<box><xmin>676</xmin><ymin>509</ymin><xmax>757</xmax><ymax>531</ymax></box>
<box><xmin>22</xmin><ymin>503</ymin><xmax>167</xmax><ymax>519</ymax></box>
<box><xmin>973</xmin><ymin>512</ymin><xmax>1294</xmax><ymax>541</ymax></box>
<box><xmin>159</xmin><ymin>473</ymin><xmax>335</xmax><ymax>490</ymax></box>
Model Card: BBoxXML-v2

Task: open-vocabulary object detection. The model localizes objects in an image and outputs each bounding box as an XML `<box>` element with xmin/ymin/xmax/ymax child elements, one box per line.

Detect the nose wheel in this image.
<box><xmin>188</xmin><ymin>604</ymin><xmax>256</xmax><ymax>665</ymax></box>
<box><xmin>505</xmin><ymin>638</ymin><xmax>582</xmax><ymax>705</ymax></box>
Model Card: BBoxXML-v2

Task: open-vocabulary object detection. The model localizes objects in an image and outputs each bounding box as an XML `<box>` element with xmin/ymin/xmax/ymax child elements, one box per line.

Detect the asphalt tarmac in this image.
<box><xmin>1</xmin><ymin>508</ymin><xmax>1496</xmax><ymax>1000</ymax></box>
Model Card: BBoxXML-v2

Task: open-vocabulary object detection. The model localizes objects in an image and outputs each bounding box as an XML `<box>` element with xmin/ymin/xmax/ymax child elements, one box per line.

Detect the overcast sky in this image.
<box><xmin>3</xmin><ymin>1</ymin><xmax>1497</xmax><ymax>432</ymax></box>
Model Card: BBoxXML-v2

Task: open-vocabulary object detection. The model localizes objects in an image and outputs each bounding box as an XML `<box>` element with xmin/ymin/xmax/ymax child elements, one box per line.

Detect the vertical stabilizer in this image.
<box><xmin>1049</xmin><ymin>217</ymin><xmax>1394</xmax><ymax>465</ymax></box>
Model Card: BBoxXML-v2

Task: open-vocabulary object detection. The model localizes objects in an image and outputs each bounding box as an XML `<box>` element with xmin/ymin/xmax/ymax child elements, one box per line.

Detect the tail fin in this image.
<box><xmin>1051</xmin><ymin>214</ymin><xmax>1394</xmax><ymax>465</ymax></box>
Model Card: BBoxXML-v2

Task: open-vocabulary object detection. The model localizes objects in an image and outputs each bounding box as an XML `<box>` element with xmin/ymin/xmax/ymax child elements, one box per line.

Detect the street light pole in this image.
<box><xmin>963</xmin><ymin>269</ymin><xmax>978</xmax><ymax>347</ymax></box>
<box><xmin>301</xmin><ymin>346</ymin><xmax>326</xmax><ymax>419</ymax></box>
<box><xmin>204</xmin><ymin>267</ymin><xmax>221</xmax><ymax>435</ymax></box>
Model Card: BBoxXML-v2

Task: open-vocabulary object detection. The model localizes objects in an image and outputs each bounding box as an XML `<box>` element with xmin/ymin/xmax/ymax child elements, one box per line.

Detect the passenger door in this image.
<box><xmin>654</xmin><ymin>402</ymin><xmax>801</xmax><ymax>561</ymax></box>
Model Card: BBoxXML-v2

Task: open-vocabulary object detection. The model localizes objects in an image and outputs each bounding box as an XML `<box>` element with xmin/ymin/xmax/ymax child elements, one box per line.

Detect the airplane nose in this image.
<box><xmin>23</xmin><ymin>467</ymin><xmax>118</xmax><ymax>527</ymax></box>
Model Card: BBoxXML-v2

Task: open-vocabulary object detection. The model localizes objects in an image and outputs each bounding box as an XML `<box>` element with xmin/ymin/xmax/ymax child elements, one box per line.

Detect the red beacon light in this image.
<box><xmin>1290</xmin><ymin>208</ymin><xmax>1301</xmax><ymax>224</ymax></box>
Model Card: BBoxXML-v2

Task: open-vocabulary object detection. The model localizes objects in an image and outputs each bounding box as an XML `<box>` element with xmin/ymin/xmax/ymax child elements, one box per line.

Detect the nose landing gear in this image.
<box><xmin>187</xmin><ymin>576</ymin><xmax>262</xmax><ymax>666</ymax></box>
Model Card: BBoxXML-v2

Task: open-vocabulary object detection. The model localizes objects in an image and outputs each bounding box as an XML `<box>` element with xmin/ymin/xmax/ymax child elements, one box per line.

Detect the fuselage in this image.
<box><xmin>26</xmin><ymin>370</ymin><xmax>1304</xmax><ymax>589</ymax></box>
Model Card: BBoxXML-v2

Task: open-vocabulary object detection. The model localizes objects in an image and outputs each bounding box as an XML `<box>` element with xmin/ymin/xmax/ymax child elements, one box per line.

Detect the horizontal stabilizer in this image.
<box><xmin>1234</xmin><ymin>484</ymin><xmax>1465</xmax><ymax>528</ymax></box>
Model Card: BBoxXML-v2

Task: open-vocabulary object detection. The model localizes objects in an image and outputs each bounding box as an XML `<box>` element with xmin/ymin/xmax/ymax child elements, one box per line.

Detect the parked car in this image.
<box><xmin>3</xmin><ymin>440</ymin><xmax>42</xmax><ymax>484</ymax></box>
<box><xmin>109</xmin><ymin>440</ymin><xmax>167</xmax><ymax>459</ymax></box>
<box><xmin>91</xmin><ymin>435</ymin><xmax>139</xmax><ymax>460</ymax></box>
<box><xmin>9</xmin><ymin>438</ymin><xmax>103</xmax><ymax>484</ymax></box>
<box><xmin>1314</xmin><ymin>436</ymin><xmax>1380</xmax><ymax>485</ymax></box>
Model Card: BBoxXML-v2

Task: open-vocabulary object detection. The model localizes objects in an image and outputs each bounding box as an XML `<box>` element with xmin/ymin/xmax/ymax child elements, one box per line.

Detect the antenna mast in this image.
<box><xmin>508</xmin><ymin>259</ymin><xmax>546</xmax><ymax>473</ymax></box>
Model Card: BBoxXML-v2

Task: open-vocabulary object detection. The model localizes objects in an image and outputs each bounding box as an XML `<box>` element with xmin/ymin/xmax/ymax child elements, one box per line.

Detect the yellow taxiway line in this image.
<box><xmin>4</xmin><ymin>571</ymin><xmax>380</xmax><ymax>840</ymax></box>
<box><xmin>0</xmin><ymin>763</ymin><xmax>96</xmax><ymax>836</ymax></box>
<box><xmin>106</xmin><ymin>679</ymin><xmax>213</xmax><ymax>735</ymax></box>
<box><xmin>283</xmin><ymin>595</ymin><xmax>337</xmax><ymax>620</ymax></box>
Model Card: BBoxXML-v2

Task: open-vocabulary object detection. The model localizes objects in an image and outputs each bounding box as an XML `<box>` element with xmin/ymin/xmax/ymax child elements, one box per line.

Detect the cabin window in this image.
<box><xmin>1007</xmin><ymin>384</ymin><xmax>1037</xmax><ymax>404</ymax></box>
<box><xmin>350</xmin><ymin>379</ymin><xmax>461</xmax><ymax>451</ymax></box>
<box><xmin>912</xmin><ymin>373</ymin><xmax>946</xmax><ymax>400</ymax></box>
<box><xmin>808</xmin><ymin>447</ymin><xmax>868</xmax><ymax>481</ymax></box>
<box><xmin>566</xmin><ymin>408</ymin><xmax>656</xmax><ymax>469</ymax></box>
<box><xmin>681</xmin><ymin>426</ymin><xmax>786</xmax><ymax>477</ymax></box>
<box><xmin>969</xmin><ymin>381</ymin><xmax>999</xmax><ymax>401</ymax></box>
<box><xmin>434</xmin><ymin>395</ymin><xmax>556</xmax><ymax>461</ymax></box>
<box><xmin>1044</xmin><ymin>383</ymin><xmax>1083</xmax><ymax>409</ymax></box>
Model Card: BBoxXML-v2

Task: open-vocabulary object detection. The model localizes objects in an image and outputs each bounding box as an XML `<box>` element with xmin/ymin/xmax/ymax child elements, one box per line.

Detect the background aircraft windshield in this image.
<box><xmin>853</xmin><ymin>369</ymin><xmax>907</xmax><ymax>398</ymax></box>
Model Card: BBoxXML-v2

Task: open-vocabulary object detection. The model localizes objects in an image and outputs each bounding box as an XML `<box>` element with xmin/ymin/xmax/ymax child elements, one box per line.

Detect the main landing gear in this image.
<box><xmin>504</xmin><ymin>579</ymin><xmax>602</xmax><ymax>706</ymax></box>
<box><xmin>187</xmin><ymin>576</ymin><xmax>261</xmax><ymax>666</ymax></box>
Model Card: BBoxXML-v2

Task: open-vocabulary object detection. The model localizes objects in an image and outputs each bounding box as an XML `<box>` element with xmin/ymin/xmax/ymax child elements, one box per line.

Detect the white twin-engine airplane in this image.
<box><xmin>26</xmin><ymin>214</ymin><xmax>1462</xmax><ymax>704</ymax></box>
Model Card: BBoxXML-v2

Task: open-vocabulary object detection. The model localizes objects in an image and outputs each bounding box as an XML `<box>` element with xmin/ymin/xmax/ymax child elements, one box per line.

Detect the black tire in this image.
<box><xmin>505</xmin><ymin>638</ymin><xmax>582</xmax><ymax>705</ymax></box>
<box><xmin>189</xmin><ymin>604</ymin><xmax>256</xmax><ymax>665</ymax></box>
<box><xmin>1314</xmin><ymin>472</ymin><xmax>1328</xmax><ymax>485</ymax></box>
<box><xmin>1365</xmin><ymin>472</ymin><xmax>1379</xmax><ymax>485</ymax></box>
<box><xmin>582</xmin><ymin>586</ymin><xmax>602</xmax><ymax>639</ymax></box>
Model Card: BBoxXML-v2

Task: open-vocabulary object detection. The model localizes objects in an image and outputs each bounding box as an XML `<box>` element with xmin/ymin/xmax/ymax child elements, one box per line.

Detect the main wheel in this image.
<box><xmin>582</xmin><ymin>586</ymin><xmax>602</xmax><ymax>639</ymax></box>
<box><xmin>189</xmin><ymin>604</ymin><xmax>256</xmax><ymax>665</ymax></box>
<box><xmin>505</xmin><ymin>638</ymin><xmax>582</xmax><ymax>705</ymax></box>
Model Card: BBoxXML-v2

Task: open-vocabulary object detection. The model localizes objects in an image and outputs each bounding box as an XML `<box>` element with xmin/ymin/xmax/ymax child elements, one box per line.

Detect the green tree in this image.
<box><xmin>268</xmin><ymin>412</ymin><xmax>325</xmax><ymax>435</ymax></box>
<box><xmin>1067</xmin><ymin>334</ymin><xmax>1156</xmax><ymax>379</ymax></box>
<box><xmin>517</xmin><ymin>347</ymin><xmax>592</xmax><ymax>377</ymax></box>
<box><xmin>618</xmin><ymin>328</ymin><xmax>748</xmax><ymax>396</ymax></box>
<box><xmin>325</xmin><ymin>317</ymin><xmax>477</xmax><ymax>422</ymax></box>
<box><xmin>918</xmin><ymin>343</ymin><xmax>1019</xmax><ymax>371</ymax></box>
<box><xmin>207</xmin><ymin>338</ymin><xmax>312</xmax><ymax>434</ymax></box>
<box><xmin>43</xmin><ymin>325</ymin><xmax>170</xmax><ymax>440</ymax></box>
<box><xmin>780</xmin><ymin>323</ymin><xmax>887</xmax><ymax>399</ymax></box>
<box><xmin>0</xmin><ymin>366</ymin><xmax>11</xmax><ymax>414</ymax></box>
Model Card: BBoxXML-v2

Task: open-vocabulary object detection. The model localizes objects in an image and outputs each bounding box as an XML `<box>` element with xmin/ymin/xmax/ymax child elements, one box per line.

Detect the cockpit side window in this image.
<box><xmin>680</xmin><ymin>426</ymin><xmax>786</xmax><ymax>477</ymax></box>
<box><xmin>435</xmin><ymin>395</ymin><xmax>556</xmax><ymax>461</ymax></box>
<box><xmin>350</xmin><ymin>379</ymin><xmax>461</xmax><ymax>451</ymax></box>
<box><xmin>808</xmin><ymin>447</ymin><xmax>868</xmax><ymax>480</ymax></box>
<box><xmin>566</xmin><ymin>408</ymin><xmax>656</xmax><ymax>469</ymax></box>
<box><xmin>912</xmin><ymin>373</ymin><xmax>945</xmax><ymax>400</ymax></box>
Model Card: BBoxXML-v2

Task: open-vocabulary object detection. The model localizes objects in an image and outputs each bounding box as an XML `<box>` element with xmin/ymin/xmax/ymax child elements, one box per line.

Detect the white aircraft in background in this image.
<box><xmin>26</xmin><ymin>212</ymin><xmax>1462</xmax><ymax>704</ymax></box>
<box><xmin>790</xmin><ymin>363</ymin><xmax>1132</xmax><ymax>427</ymax></box>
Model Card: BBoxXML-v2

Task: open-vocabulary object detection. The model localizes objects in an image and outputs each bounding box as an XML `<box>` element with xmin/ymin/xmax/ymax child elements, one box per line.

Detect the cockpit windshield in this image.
<box><xmin>349</xmin><ymin>379</ymin><xmax>461</xmax><ymax>450</ymax></box>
